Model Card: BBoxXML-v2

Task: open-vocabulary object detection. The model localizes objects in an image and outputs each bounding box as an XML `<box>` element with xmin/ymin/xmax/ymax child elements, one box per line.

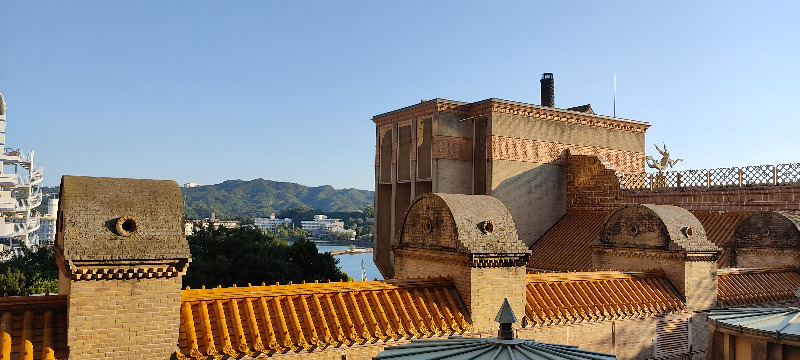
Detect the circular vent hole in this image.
<box><xmin>122</xmin><ymin>219</ymin><xmax>136</xmax><ymax>232</ymax></box>
<box><xmin>482</xmin><ymin>221</ymin><xmax>494</xmax><ymax>234</ymax></box>
<box><xmin>423</xmin><ymin>219</ymin><xmax>434</xmax><ymax>234</ymax></box>
<box><xmin>684</xmin><ymin>226</ymin><xmax>693</xmax><ymax>237</ymax></box>
<box><xmin>116</xmin><ymin>216</ymin><xmax>139</xmax><ymax>236</ymax></box>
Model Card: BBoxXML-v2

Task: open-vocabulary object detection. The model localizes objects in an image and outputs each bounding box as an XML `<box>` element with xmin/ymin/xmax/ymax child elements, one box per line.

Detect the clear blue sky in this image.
<box><xmin>2</xmin><ymin>1</ymin><xmax>798</xmax><ymax>190</ymax></box>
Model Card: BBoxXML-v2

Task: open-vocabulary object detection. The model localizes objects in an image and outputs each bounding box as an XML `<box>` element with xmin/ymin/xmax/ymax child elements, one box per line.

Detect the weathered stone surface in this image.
<box><xmin>396</xmin><ymin>193</ymin><xmax>529</xmax><ymax>256</ymax></box>
<box><xmin>598</xmin><ymin>204</ymin><xmax>720</xmax><ymax>253</ymax></box>
<box><xmin>57</xmin><ymin>175</ymin><xmax>189</xmax><ymax>261</ymax></box>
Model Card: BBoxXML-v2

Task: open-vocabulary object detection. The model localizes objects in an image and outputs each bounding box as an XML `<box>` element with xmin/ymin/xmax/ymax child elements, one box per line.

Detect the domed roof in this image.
<box><xmin>373</xmin><ymin>336</ymin><xmax>617</xmax><ymax>360</ymax></box>
<box><xmin>709</xmin><ymin>307</ymin><xmax>800</xmax><ymax>341</ymax></box>
<box><xmin>397</xmin><ymin>193</ymin><xmax>528</xmax><ymax>255</ymax></box>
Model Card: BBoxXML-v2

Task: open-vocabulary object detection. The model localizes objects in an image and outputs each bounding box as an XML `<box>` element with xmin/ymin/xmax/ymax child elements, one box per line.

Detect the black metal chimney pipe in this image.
<box><xmin>540</xmin><ymin>73</ymin><xmax>554</xmax><ymax>107</ymax></box>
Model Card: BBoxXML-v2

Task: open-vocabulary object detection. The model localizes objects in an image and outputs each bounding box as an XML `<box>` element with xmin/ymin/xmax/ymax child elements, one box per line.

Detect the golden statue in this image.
<box><xmin>646</xmin><ymin>143</ymin><xmax>682</xmax><ymax>173</ymax></box>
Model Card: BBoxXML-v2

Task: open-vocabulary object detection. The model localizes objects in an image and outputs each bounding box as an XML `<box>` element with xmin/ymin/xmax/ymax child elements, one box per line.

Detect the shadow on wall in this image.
<box><xmin>491</xmin><ymin>160</ymin><xmax>567</xmax><ymax>247</ymax></box>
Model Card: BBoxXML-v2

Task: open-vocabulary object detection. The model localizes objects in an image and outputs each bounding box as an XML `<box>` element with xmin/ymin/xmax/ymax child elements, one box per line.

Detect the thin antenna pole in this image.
<box><xmin>613</xmin><ymin>73</ymin><xmax>617</xmax><ymax>117</ymax></box>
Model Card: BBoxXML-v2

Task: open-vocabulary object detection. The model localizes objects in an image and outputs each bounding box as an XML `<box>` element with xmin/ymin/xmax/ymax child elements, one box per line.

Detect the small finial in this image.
<box><xmin>495</xmin><ymin>298</ymin><xmax>517</xmax><ymax>340</ymax></box>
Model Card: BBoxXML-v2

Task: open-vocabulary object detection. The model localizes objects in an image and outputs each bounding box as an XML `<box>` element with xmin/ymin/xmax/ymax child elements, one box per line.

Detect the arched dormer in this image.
<box><xmin>725</xmin><ymin>211</ymin><xmax>800</xmax><ymax>267</ymax></box>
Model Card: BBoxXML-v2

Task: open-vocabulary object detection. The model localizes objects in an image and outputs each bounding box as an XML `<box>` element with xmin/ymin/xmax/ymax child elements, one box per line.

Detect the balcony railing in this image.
<box><xmin>619</xmin><ymin>163</ymin><xmax>800</xmax><ymax>190</ymax></box>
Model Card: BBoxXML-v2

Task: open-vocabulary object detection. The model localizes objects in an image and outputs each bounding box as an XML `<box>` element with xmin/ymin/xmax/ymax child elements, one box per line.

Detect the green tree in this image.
<box><xmin>0</xmin><ymin>246</ymin><xmax>59</xmax><ymax>295</ymax></box>
<box><xmin>183</xmin><ymin>226</ymin><xmax>348</xmax><ymax>289</ymax></box>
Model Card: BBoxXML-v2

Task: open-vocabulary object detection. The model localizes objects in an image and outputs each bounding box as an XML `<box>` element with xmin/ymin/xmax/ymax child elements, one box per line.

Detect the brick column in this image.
<box><xmin>55</xmin><ymin>176</ymin><xmax>190</xmax><ymax>360</ymax></box>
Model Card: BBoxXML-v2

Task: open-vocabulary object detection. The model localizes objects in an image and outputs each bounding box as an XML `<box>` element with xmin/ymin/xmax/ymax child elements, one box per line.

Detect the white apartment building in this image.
<box><xmin>34</xmin><ymin>198</ymin><xmax>58</xmax><ymax>246</ymax></box>
<box><xmin>301</xmin><ymin>214</ymin><xmax>346</xmax><ymax>239</ymax></box>
<box><xmin>254</xmin><ymin>213</ymin><xmax>292</xmax><ymax>232</ymax></box>
<box><xmin>0</xmin><ymin>92</ymin><xmax>44</xmax><ymax>251</ymax></box>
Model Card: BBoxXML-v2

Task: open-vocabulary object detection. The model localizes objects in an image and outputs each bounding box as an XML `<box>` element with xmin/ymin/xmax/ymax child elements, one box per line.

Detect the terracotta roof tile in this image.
<box><xmin>691</xmin><ymin>211</ymin><xmax>752</xmax><ymax>266</ymax></box>
<box><xmin>691</xmin><ymin>210</ymin><xmax>750</xmax><ymax>247</ymax></box>
<box><xmin>527</xmin><ymin>212</ymin><xmax>608</xmax><ymax>271</ymax></box>
<box><xmin>717</xmin><ymin>267</ymin><xmax>800</xmax><ymax>307</ymax></box>
<box><xmin>0</xmin><ymin>294</ymin><xmax>67</xmax><ymax>360</ymax></box>
<box><xmin>524</xmin><ymin>271</ymin><xmax>684</xmax><ymax>326</ymax></box>
<box><xmin>175</xmin><ymin>278</ymin><xmax>472</xmax><ymax>359</ymax></box>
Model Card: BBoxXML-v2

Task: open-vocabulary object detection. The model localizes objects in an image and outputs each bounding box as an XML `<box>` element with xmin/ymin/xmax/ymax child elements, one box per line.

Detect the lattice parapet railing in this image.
<box><xmin>618</xmin><ymin>163</ymin><xmax>800</xmax><ymax>190</ymax></box>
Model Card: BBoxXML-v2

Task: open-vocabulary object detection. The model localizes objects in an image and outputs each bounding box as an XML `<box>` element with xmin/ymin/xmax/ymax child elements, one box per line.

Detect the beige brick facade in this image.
<box><xmin>65</xmin><ymin>277</ymin><xmax>181</xmax><ymax>360</ymax></box>
<box><xmin>55</xmin><ymin>176</ymin><xmax>190</xmax><ymax>360</ymax></box>
<box><xmin>373</xmin><ymin>98</ymin><xmax>649</xmax><ymax>277</ymax></box>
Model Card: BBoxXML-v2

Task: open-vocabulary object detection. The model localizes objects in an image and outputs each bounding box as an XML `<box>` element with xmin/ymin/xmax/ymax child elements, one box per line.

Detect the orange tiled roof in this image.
<box><xmin>175</xmin><ymin>277</ymin><xmax>472</xmax><ymax>359</ymax></box>
<box><xmin>692</xmin><ymin>211</ymin><xmax>751</xmax><ymax>265</ymax></box>
<box><xmin>717</xmin><ymin>267</ymin><xmax>800</xmax><ymax>307</ymax></box>
<box><xmin>524</xmin><ymin>270</ymin><xmax>685</xmax><ymax>326</ymax></box>
<box><xmin>527</xmin><ymin>212</ymin><xmax>608</xmax><ymax>272</ymax></box>
<box><xmin>0</xmin><ymin>294</ymin><xmax>67</xmax><ymax>360</ymax></box>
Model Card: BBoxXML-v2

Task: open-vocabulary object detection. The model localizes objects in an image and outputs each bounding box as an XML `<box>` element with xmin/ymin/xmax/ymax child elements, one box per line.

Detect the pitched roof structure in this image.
<box><xmin>528</xmin><ymin>210</ymin><xmax>755</xmax><ymax>273</ymax></box>
<box><xmin>692</xmin><ymin>211</ymin><xmax>751</xmax><ymax>247</ymax></box>
<box><xmin>527</xmin><ymin>212</ymin><xmax>608</xmax><ymax>271</ymax></box>
<box><xmin>716</xmin><ymin>267</ymin><xmax>800</xmax><ymax>307</ymax></box>
<box><xmin>0</xmin><ymin>294</ymin><xmax>67</xmax><ymax>360</ymax></box>
<box><xmin>175</xmin><ymin>278</ymin><xmax>472</xmax><ymax>359</ymax></box>
<box><xmin>692</xmin><ymin>211</ymin><xmax>752</xmax><ymax>265</ymax></box>
<box><xmin>524</xmin><ymin>271</ymin><xmax>685</xmax><ymax>326</ymax></box>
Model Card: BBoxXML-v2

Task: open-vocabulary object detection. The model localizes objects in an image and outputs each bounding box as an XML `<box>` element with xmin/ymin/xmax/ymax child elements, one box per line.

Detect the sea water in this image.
<box><xmin>317</xmin><ymin>244</ymin><xmax>383</xmax><ymax>281</ymax></box>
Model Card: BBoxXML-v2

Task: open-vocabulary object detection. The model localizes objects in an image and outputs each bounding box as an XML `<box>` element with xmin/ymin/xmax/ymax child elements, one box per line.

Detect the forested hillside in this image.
<box><xmin>182</xmin><ymin>179</ymin><xmax>373</xmax><ymax>219</ymax></box>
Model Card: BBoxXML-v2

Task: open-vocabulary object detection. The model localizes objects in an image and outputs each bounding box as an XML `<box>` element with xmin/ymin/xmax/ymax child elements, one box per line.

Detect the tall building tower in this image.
<box><xmin>0</xmin><ymin>92</ymin><xmax>44</xmax><ymax>252</ymax></box>
<box><xmin>371</xmin><ymin>75</ymin><xmax>650</xmax><ymax>278</ymax></box>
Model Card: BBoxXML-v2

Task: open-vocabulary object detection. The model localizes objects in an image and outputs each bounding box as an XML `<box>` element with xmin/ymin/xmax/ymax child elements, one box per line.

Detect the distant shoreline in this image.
<box><xmin>329</xmin><ymin>248</ymin><xmax>373</xmax><ymax>255</ymax></box>
<box><xmin>308</xmin><ymin>239</ymin><xmax>374</xmax><ymax>251</ymax></box>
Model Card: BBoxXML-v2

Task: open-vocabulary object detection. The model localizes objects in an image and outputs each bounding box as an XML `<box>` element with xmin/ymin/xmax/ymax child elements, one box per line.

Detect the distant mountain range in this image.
<box><xmin>182</xmin><ymin>179</ymin><xmax>374</xmax><ymax>220</ymax></box>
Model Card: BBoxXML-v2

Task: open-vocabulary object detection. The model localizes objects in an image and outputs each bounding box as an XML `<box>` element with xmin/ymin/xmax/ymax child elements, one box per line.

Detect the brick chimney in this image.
<box><xmin>392</xmin><ymin>193</ymin><xmax>530</xmax><ymax>332</ymax></box>
<box><xmin>55</xmin><ymin>176</ymin><xmax>190</xmax><ymax>360</ymax></box>
<box><xmin>540</xmin><ymin>73</ymin><xmax>554</xmax><ymax>107</ymax></box>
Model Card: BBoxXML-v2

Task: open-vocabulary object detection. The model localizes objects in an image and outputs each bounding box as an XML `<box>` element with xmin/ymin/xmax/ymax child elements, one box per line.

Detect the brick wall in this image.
<box><xmin>66</xmin><ymin>276</ymin><xmax>181</xmax><ymax>360</ymax></box>
<box><xmin>566</xmin><ymin>154</ymin><xmax>800</xmax><ymax>212</ymax></box>
<box><xmin>594</xmin><ymin>249</ymin><xmax>688</xmax><ymax>294</ymax></box>
<box><xmin>733</xmin><ymin>248</ymin><xmax>800</xmax><ymax>268</ymax></box>
<box><xmin>394</xmin><ymin>249</ymin><xmax>526</xmax><ymax>332</ymax></box>
<box><xmin>623</xmin><ymin>187</ymin><xmax>800</xmax><ymax>211</ymax></box>
<box><xmin>566</xmin><ymin>153</ymin><xmax>623</xmax><ymax>211</ymax></box>
<box><xmin>684</xmin><ymin>261</ymin><xmax>718</xmax><ymax>312</ymax></box>
<box><xmin>467</xmin><ymin>266</ymin><xmax>527</xmax><ymax>333</ymax></box>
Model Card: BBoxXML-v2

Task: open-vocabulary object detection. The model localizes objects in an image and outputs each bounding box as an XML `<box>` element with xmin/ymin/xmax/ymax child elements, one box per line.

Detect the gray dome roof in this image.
<box><xmin>708</xmin><ymin>307</ymin><xmax>800</xmax><ymax>341</ymax></box>
<box><xmin>373</xmin><ymin>336</ymin><xmax>617</xmax><ymax>360</ymax></box>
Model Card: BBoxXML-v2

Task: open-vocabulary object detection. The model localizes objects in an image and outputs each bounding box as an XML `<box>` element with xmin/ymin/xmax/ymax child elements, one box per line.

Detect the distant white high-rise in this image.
<box><xmin>0</xmin><ymin>92</ymin><xmax>45</xmax><ymax>252</ymax></box>
<box><xmin>35</xmin><ymin>198</ymin><xmax>58</xmax><ymax>246</ymax></box>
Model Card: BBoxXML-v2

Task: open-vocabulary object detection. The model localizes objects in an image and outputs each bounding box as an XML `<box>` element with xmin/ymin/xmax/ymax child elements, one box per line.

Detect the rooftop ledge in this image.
<box><xmin>372</xmin><ymin>98</ymin><xmax>650</xmax><ymax>132</ymax></box>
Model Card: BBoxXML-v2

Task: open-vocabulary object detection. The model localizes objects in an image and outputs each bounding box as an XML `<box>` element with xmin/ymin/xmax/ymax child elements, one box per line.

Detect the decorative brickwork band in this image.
<box><xmin>372</xmin><ymin>100</ymin><xmax>467</xmax><ymax>126</ymax></box>
<box><xmin>489</xmin><ymin>136</ymin><xmax>644</xmax><ymax>173</ymax></box>
<box><xmin>431</xmin><ymin>135</ymin><xmax>472</xmax><ymax>161</ymax></box>
<box><xmin>469</xmin><ymin>99</ymin><xmax>650</xmax><ymax>133</ymax></box>
<box><xmin>60</xmin><ymin>259</ymin><xmax>189</xmax><ymax>281</ymax></box>
<box><xmin>471</xmin><ymin>253</ymin><xmax>530</xmax><ymax>268</ymax></box>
